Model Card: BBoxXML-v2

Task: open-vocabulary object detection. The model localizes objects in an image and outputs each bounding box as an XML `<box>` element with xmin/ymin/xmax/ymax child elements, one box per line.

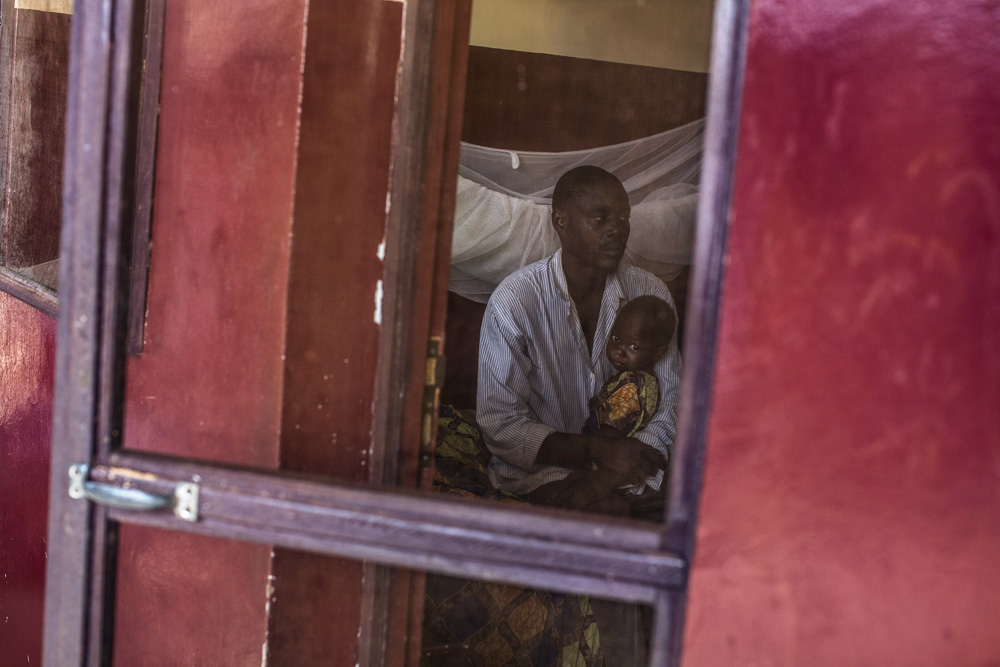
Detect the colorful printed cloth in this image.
<box><xmin>432</xmin><ymin>405</ymin><xmax>519</xmax><ymax>502</ymax></box>
<box><xmin>422</xmin><ymin>576</ymin><xmax>602</xmax><ymax>667</ymax></box>
<box><xmin>583</xmin><ymin>370</ymin><xmax>659</xmax><ymax>437</ymax></box>
<box><xmin>424</xmin><ymin>406</ymin><xmax>604</xmax><ymax>666</ymax></box>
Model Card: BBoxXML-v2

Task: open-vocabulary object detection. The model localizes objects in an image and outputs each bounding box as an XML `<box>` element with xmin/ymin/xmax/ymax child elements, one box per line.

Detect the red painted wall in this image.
<box><xmin>0</xmin><ymin>292</ymin><xmax>54</xmax><ymax>667</ymax></box>
<box><xmin>684</xmin><ymin>0</ymin><xmax>1000</xmax><ymax>664</ymax></box>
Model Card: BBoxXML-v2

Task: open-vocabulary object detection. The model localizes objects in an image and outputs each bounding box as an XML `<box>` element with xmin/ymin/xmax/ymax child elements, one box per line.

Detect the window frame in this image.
<box><xmin>43</xmin><ymin>0</ymin><xmax>750</xmax><ymax>665</ymax></box>
<box><xmin>0</xmin><ymin>269</ymin><xmax>58</xmax><ymax>314</ymax></box>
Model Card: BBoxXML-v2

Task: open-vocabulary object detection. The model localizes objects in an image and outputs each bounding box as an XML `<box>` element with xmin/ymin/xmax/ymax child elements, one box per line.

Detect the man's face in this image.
<box><xmin>553</xmin><ymin>179</ymin><xmax>631</xmax><ymax>274</ymax></box>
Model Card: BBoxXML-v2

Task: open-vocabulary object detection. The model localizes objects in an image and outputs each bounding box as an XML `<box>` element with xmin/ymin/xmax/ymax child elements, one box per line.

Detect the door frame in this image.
<box><xmin>43</xmin><ymin>0</ymin><xmax>750</xmax><ymax>666</ymax></box>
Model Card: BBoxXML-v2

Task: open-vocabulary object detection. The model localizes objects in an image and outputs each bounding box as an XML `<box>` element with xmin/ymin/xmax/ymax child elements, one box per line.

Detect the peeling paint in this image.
<box><xmin>373</xmin><ymin>279</ymin><xmax>383</xmax><ymax>324</ymax></box>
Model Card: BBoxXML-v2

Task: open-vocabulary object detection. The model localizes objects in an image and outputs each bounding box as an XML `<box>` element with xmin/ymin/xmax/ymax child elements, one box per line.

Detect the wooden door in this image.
<box><xmin>43</xmin><ymin>0</ymin><xmax>748</xmax><ymax>665</ymax></box>
<box><xmin>44</xmin><ymin>0</ymin><xmax>467</xmax><ymax>663</ymax></box>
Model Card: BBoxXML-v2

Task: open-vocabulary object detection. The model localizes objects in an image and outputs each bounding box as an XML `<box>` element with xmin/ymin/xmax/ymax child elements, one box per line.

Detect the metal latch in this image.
<box><xmin>420</xmin><ymin>337</ymin><xmax>446</xmax><ymax>464</ymax></box>
<box><xmin>68</xmin><ymin>464</ymin><xmax>200</xmax><ymax>522</ymax></box>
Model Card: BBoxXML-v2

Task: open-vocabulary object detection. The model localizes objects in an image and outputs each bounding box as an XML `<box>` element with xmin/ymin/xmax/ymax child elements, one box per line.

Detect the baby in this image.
<box><xmin>584</xmin><ymin>295</ymin><xmax>676</xmax><ymax>439</ymax></box>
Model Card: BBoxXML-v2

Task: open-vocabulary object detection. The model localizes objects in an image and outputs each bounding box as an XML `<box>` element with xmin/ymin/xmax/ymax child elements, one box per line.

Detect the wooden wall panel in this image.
<box><xmin>440</xmin><ymin>292</ymin><xmax>486</xmax><ymax>409</ymax></box>
<box><xmin>121</xmin><ymin>0</ymin><xmax>304</xmax><ymax>468</ymax></box>
<box><xmin>0</xmin><ymin>292</ymin><xmax>54</xmax><ymax>667</ymax></box>
<box><xmin>462</xmin><ymin>46</ymin><xmax>706</xmax><ymax>151</ymax></box>
<box><xmin>115</xmin><ymin>0</ymin><xmax>307</xmax><ymax>664</ymax></box>
<box><xmin>267</xmin><ymin>2</ymin><xmax>403</xmax><ymax>665</ymax></box>
<box><xmin>1</xmin><ymin>8</ymin><xmax>69</xmax><ymax>271</ymax></box>
<box><xmin>684</xmin><ymin>0</ymin><xmax>1000</xmax><ymax>664</ymax></box>
<box><xmin>113</xmin><ymin>525</ymin><xmax>274</xmax><ymax>667</ymax></box>
<box><xmin>276</xmin><ymin>0</ymin><xmax>401</xmax><ymax>481</ymax></box>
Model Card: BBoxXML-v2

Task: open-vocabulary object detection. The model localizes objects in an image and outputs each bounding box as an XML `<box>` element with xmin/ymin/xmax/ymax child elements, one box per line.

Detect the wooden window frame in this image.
<box><xmin>43</xmin><ymin>0</ymin><xmax>750</xmax><ymax>665</ymax></box>
<box><xmin>123</xmin><ymin>0</ymin><xmax>163</xmax><ymax>355</ymax></box>
<box><xmin>0</xmin><ymin>266</ymin><xmax>58</xmax><ymax>314</ymax></box>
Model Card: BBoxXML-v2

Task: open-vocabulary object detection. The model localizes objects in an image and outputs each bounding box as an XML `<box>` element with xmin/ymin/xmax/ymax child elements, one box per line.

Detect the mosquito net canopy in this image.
<box><xmin>451</xmin><ymin>118</ymin><xmax>704</xmax><ymax>302</ymax></box>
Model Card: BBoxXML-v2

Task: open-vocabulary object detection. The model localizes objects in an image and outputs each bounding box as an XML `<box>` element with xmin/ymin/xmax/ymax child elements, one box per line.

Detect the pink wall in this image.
<box><xmin>683</xmin><ymin>0</ymin><xmax>1000</xmax><ymax>664</ymax></box>
<box><xmin>0</xmin><ymin>292</ymin><xmax>55</xmax><ymax>666</ymax></box>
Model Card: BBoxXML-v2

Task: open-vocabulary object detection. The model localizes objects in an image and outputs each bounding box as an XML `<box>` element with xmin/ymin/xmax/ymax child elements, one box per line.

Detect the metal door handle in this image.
<box><xmin>68</xmin><ymin>464</ymin><xmax>200</xmax><ymax>522</ymax></box>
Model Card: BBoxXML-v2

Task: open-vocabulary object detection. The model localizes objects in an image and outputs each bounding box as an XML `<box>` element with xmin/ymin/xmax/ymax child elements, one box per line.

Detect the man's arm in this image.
<box><xmin>536</xmin><ymin>430</ymin><xmax>665</xmax><ymax>481</ymax></box>
<box><xmin>476</xmin><ymin>303</ymin><xmax>555</xmax><ymax>472</ymax></box>
<box><xmin>535</xmin><ymin>432</ymin><xmax>598</xmax><ymax>469</ymax></box>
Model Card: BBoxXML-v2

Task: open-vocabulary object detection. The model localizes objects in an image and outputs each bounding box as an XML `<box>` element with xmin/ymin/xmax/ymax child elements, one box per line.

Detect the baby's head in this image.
<box><xmin>605</xmin><ymin>295</ymin><xmax>676</xmax><ymax>372</ymax></box>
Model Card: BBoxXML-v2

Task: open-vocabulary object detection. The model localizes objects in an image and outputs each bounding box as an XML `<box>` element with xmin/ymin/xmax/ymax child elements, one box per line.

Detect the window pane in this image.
<box><xmin>422</xmin><ymin>572</ymin><xmax>653</xmax><ymax>667</ymax></box>
<box><xmin>117</xmin><ymin>1</ymin><xmax>403</xmax><ymax>482</ymax></box>
<box><xmin>435</xmin><ymin>0</ymin><xmax>713</xmax><ymax>522</ymax></box>
<box><xmin>112</xmin><ymin>524</ymin><xmax>273</xmax><ymax>666</ymax></box>
<box><xmin>109</xmin><ymin>523</ymin><xmax>654</xmax><ymax>667</ymax></box>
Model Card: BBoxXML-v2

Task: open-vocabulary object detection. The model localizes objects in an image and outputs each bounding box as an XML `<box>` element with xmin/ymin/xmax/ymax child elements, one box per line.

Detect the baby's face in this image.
<box><xmin>605</xmin><ymin>311</ymin><xmax>662</xmax><ymax>372</ymax></box>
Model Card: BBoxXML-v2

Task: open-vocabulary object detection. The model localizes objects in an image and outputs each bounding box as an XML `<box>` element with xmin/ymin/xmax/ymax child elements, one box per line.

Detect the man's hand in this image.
<box><xmin>589</xmin><ymin>436</ymin><xmax>665</xmax><ymax>484</ymax></box>
<box><xmin>530</xmin><ymin>469</ymin><xmax>631</xmax><ymax>515</ymax></box>
<box><xmin>537</xmin><ymin>432</ymin><xmax>666</xmax><ymax>485</ymax></box>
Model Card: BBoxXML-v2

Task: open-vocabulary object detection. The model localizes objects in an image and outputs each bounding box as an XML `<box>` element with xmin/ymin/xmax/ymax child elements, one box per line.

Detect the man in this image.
<box><xmin>477</xmin><ymin>166</ymin><xmax>682</xmax><ymax>513</ymax></box>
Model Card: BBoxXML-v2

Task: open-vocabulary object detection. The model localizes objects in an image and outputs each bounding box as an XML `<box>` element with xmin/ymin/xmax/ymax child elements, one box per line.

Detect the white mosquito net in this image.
<box><xmin>451</xmin><ymin>118</ymin><xmax>704</xmax><ymax>302</ymax></box>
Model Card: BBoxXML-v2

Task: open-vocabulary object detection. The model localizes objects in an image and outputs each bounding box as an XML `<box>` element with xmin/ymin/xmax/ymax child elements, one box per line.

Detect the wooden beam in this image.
<box><xmin>95</xmin><ymin>453</ymin><xmax>685</xmax><ymax>605</ymax></box>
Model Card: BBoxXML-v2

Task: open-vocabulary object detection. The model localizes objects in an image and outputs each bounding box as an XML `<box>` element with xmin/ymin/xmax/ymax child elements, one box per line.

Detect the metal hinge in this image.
<box><xmin>68</xmin><ymin>463</ymin><xmax>200</xmax><ymax>522</ymax></box>
<box><xmin>420</xmin><ymin>337</ymin><xmax>446</xmax><ymax>465</ymax></box>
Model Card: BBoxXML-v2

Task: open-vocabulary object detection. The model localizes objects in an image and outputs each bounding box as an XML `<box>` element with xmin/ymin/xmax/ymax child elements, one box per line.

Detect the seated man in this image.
<box><xmin>476</xmin><ymin>165</ymin><xmax>682</xmax><ymax>514</ymax></box>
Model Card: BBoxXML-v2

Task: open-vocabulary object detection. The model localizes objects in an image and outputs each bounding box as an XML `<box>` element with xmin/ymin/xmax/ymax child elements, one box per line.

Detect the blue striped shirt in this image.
<box><xmin>477</xmin><ymin>249</ymin><xmax>682</xmax><ymax>495</ymax></box>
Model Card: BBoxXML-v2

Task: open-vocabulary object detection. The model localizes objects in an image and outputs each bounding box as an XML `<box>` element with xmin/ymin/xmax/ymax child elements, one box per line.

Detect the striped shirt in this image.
<box><xmin>477</xmin><ymin>249</ymin><xmax>682</xmax><ymax>495</ymax></box>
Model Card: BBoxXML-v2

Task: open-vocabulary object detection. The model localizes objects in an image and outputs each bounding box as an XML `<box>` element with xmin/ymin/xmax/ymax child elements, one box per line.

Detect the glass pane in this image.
<box><xmin>109</xmin><ymin>525</ymin><xmax>654</xmax><ymax>667</ymax></box>
<box><xmin>117</xmin><ymin>0</ymin><xmax>713</xmax><ymax>510</ymax></box>
<box><xmin>434</xmin><ymin>0</ymin><xmax>713</xmax><ymax>521</ymax></box>
<box><xmin>0</xmin><ymin>2</ymin><xmax>72</xmax><ymax>292</ymax></box>
<box><xmin>422</xmin><ymin>572</ymin><xmax>653</xmax><ymax>667</ymax></box>
<box><xmin>112</xmin><ymin>524</ymin><xmax>275</xmax><ymax>666</ymax></box>
<box><xmin>118</xmin><ymin>1</ymin><xmax>402</xmax><ymax>480</ymax></box>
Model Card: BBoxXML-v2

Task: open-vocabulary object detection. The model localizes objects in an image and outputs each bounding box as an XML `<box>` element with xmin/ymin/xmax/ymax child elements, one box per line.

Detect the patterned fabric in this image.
<box><xmin>583</xmin><ymin>370</ymin><xmax>659</xmax><ymax>437</ymax></box>
<box><xmin>432</xmin><ymin>405</ymin><xmax>519</xmax><ymax>502</ymax></box>
<box><xmin>477</xmin><ymin>249</ymin><xmax>681</xmax><ymax>495</ymax></box>
<box><xmin>425</xmin><ymin>406</ymin><xmax>603</xmax><ymax>666</ymax></box>
<box><xmin>422</xmin><ymin>577</ymin><xmax>603</xmax><ymax>667</ymax></box>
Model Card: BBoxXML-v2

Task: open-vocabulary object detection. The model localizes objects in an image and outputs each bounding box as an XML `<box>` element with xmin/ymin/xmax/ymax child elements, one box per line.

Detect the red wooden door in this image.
<box><xmin>43</xmin><ymin>0</ymin><xmax>469</xmax><ymax>664</ymax></box>
<box><xmin>112</xmin><ymin>1</ymin><xmax>405</xmax><ymax>662</ymax></box>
